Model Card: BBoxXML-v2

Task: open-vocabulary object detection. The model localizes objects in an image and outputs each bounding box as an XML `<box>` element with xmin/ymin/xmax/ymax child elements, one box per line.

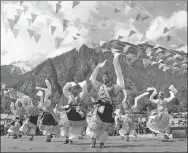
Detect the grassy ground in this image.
<box><xmin>1</xmin><ymin>135</ymin><xmax>187</xmax><ymax>152</ymax></box>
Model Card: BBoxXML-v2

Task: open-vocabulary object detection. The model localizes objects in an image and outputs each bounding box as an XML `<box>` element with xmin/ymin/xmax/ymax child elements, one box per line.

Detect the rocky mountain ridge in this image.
<box><xmin>14</xmin><ymin>40</ymin><xmax>187</xmax><ymax>109</ymax></box>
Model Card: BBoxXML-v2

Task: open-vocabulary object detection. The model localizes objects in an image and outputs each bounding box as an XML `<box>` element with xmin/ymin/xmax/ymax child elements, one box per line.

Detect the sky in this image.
<box><xmin>1</xmin><ymin>1</ymin><xmax>187</xmax><ymax>66</ymax></box>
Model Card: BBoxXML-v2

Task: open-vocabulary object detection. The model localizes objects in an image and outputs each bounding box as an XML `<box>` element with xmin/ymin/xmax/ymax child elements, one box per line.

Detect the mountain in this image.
<box><xmin>14</xmin><ymin>40</ymin><xmax>187</xmax><ymax>110</ymax></box>
<box><xmin>1</xmin><ymin>60</ymin><xmax>34</xmax><ymax>87</ymax></box>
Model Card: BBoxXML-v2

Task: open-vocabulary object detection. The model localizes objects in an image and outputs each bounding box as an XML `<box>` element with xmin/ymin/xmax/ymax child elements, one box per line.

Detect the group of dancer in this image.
<box><xmin>6</xmin><ymin>52</ymin><xmax>178</xmax><ymax>148</ymax></box>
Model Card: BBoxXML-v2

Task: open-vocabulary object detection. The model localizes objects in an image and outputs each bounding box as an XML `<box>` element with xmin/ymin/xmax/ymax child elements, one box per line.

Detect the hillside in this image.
<box><xmin>1</xmin><ymin>61</ymin><xmax>34</xmax><ymax>87</ymax></box>
<box><xmin>13</xmin><ymin>40</ymin><xmax>187</xmax><ymax>110</ymax></box>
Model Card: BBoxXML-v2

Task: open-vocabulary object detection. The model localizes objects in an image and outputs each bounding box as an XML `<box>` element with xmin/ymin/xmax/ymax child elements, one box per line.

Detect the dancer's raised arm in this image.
<box><xmin>165</xmin><ymin>85</ymin><xmax>177</xmax><ymax>103</ymax></box>
<box><xmin>148</xmin><ymin>87</ymin><xmax>158</xmax><ymax>104</ymax></box>
<box><xmin>121</xmin><ymin>89</ymin><xmax>127</xmax><ymax>110</ymax></box>
<box><xmin>89</xmin><ymin>60</ymin><xmax>107</xmax><ymax>91</ymax></box>
<box><xmin>36</xmin><ymin>86</ymin><xmax>46</xmax><ymax>91</ymax></box>
<box><xmin>133</xmin><ymin>92</ymin><xmax>149</xmax><ymax>108</ymax></box>
<box><xmin>113</xmin><ymin>53</ymin><xmax>124</xmax><ymax>93</ymax></box>
<box><xmin>10</xmin><ymin>102</ymin><xmax>16</xmax><ymax>115</ymax></box>
<box><xmin>79</xmin><ymin>80</ymin><xmax>88</xmax><ymax>100</ymax></box>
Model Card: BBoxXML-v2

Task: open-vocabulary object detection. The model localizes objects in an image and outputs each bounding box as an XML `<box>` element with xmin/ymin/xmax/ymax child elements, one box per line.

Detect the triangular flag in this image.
<box><xmin>51</xmin><ymin>25</ymin><xmax>56</xmax><ymax>35</ymax></box>
<box><xmin>135</xmin><ymin>13</ymin><xmax>142</xmax><ymax>21</ymax></box>
<box><xmin>47</xmin><ymin>18</ymin><xmax>52</xmax><ymax>28</ymax></box>
<box><xmin>76</xmin><ymin>33</ymin><xmax>81</xmax><ymax>36</ymax></box>
<box><xmin>156</xmin><ymin>48</ymin><xmax>163</xmax><ymax>53</ymax></box>
<box><xmin>20</xmin><ymin>1</ymin><xmax>24</xmax><ymax>6</ymax></box>
<box><xmin>163</xmin><ymin>27</ymin><xmax>169</xmax><ymax>33</ymax></box>
<box><xmin>163</xmin><ymin>65</ymin><xmax>171</xmax><ymax>72</ymax></box>
<box><xmin>151</xmin><ymin>61</ymin><xmax>157</xmax><ymax>65</ymax></box>
<box><xmin>16</xmin><ymin>9</ymin><xmax>23</xmax><ymax>16</ymax></box>
<box><xmin>123</xmin><ymin>45</ymin><xmax>129</xmax><ymax>53</ymax></box>
<box><xmin>72</xmin><ymin>1</ymin><xmax>80</xmax><ymax>9</ymax></box>
<box><xmin>23</xmin><ymin>5</ymin><xmax>29</xmax><ymax>14</ymax></box>
<box><xmin>72</xmin><ymin>36</ymin><xmax>78</xmax><ymax>40</ymax></box>
<box><xmin>58</xmin><ymin>1</ymin><xmax>62</xmax><ymax>4</ymax></box>
<box><xmin>63</xmin><ymin>24</ymin><xmax>68</xmax><ymax>32</ymax></box>
<box><xmin>34</xmin><ymin>34</ymin><xmax>41</xmax><ymax>43</ymax></box>
<box><xmin>128</xmin><ymin>30</ymin><xmax>136</xmax><ymax>37</ymax></box>
<box><xmin>2</xmin><ymin>11</ymin><xmax>8</xmax><ymax>21</ymax></box>
<box><xmin>12</xmin><ymin>29</ymin><xmax>19</xmax><ymax>39</ymax></box>
<box><xmin>54</xmin><ymin>37</ymin><xmax>64</xmax><ymax>48</ymax></box>
<box><xmin>31</xmin><ymin>13</ymin><xmax>37</xmax><ymax>23</ymax></box>
<box><xmin>143</xmin><ymin>58</ymin><xmax>150</xmax><ymax>67</ymax></box>
<box><xmin>159</xmin><ymin>63</ymin><xmax>165</xmax><ymax>69</ymax></box>
<box><xmin>27</xmin><ymin>18</ymin><xmax>32</xmax><ymax>26</ymax></box>
<box><xmin>56</xmin><ymin>3</ymin><xmax>62</xmax><ymax>13</ymax></box>
<box><xmin>157</xmin><ymin>59</ymin><xmax>164</xmax><ymax>63</ymax></box>
<box><xmin>142</xmin><ymin>15</ymin><xmax>149</xmax><ymax>21</ymax></box>
<box><xmin>153</xmin><ymin>43</ymin><xmax>161</xmax><ymax>49</ymax></box>
<box><xmin>27</xmin><ymin>29</ymin><xmax>34</xmax><ymax>38</ymax></box>
<box><xmin>114</xmin><ymin>8</ymin><xmax>121</xmax><ymax>13</ymax></box>
<box><xmin>7</xmin><ymin>18</ymin><xmax>15</xmax><ymax>31</ymax></box>
<box><xmin>100</xmin><ymin>40</ymin><xmax>106</xmax><ymax>46</ymax></box>
<box><xmin>117</xmin><ymin>35</ymin><xmax>124</xmax><ymax>40</ymax></box>
<box><xmin>62</xmin><ymin>19</ymin><xmax>69</xmax><ymax>31</ymax></box>
<box><xmin>3</xmin><ymin>22</ymin><xmax>9</xmax><ymax>33</ymax></box>
<box><xmin>102</xmin><ymin>23</ymin><xmax>107</xmax><ymax>27</ymax></box>
<box><xmin>166</xmin><ymin>35</ymin><xmax>171</xmax><ymax>42</ymax></box>
<box><xmin>14</xmin><ymin>15</ymin><xmax>20</xmax><ymax>24</ymax></box>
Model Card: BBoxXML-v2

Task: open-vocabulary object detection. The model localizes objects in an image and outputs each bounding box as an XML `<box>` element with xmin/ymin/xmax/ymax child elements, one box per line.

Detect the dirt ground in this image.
<box><xmin>1</xmin><ymin>135</ymin><xmax>187</xmax><ymax>152</ymax></box>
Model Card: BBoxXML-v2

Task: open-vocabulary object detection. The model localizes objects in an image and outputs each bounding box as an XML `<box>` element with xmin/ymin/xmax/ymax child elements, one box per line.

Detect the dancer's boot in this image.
<box><xmin>90</xmin><ymin>138</ymin><xmax>96</xmax><ymax>148</ymax></box>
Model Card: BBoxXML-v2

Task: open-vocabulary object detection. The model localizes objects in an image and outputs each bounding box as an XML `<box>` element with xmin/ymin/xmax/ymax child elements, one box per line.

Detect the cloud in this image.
<box><xmin>146</xmin><ymin>10</ymin><xmax>187</xmax><ymax>41</ymax></box>
<box><xmin>1</xmin><ymin>1</ymin><xmax>99</xmax><ymax>65</ymax></box>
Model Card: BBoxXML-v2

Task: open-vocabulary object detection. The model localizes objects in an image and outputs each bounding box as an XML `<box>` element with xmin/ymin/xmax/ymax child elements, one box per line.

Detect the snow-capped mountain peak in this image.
<box><xmin>10</xmin><ymin>60</ymin><xmax>34</xmax><ymax>74</ymax></box>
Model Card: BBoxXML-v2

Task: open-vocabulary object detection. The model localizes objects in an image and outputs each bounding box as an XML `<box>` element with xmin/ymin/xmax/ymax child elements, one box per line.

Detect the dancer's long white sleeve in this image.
<box><xmin>45</xmin><ymin>79</ymin><xmax>52</xmax><ymax>91</ymax></box>
<box><xmin>10</xmin><ymin>102</ymin><xmax>16</xmax><ymax>115</ymax></box>
<box><xmin>79</xmin><ymin>80</ymin><xmax>88</xmax><ymax>100</ymax></box>
<box><xmin>149</xmin><ymin>88</ymin><xmax>158</xmax><ymax>104</ymax></box>
<box><xmin>165</xmin><ymin>91</ymin><xmax>175</xmax><ymax>103</ymax></box>
<box><xmin>89</xmin><ymin>60</ymin><xmax>106</xmax><ymax>91</ymax></box>
<box><xmin>121</xmin><ymin>89</ymin><xmax>127</xmax><ymax>110</ymax></box>
<box><xmin>133</xmin><ymin>92</ymin><xmax>149</xmax><ymax>108</ymax></box>
<box><xmin>113</xmin><ymin>53</ymin><xmax>124</xmax><ymax>92</ymax></box>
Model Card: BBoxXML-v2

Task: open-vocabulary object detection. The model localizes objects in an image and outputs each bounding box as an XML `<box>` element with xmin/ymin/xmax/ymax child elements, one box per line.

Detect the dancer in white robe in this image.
<box><xmin>8</xmin><ymin>99</ymin><xmax>26</xmax><ymax>139</ymax></box>
<box><xmin>36</xmin><ymin>79</ymin><xmax>60</xmax><ymax>142</ymax></box>
<box><xmin>86</xmin><ymin>53</ymin><xmax>124</xmax><ymax>148</ymax></box>
<box><xmin>57</xmin><ymin>81</ymin><xmax>88</xmax><ymax>144</ymax></box>
<box><xmin>146</xmin><ymin>85</ymin><xmax>177</xmax><ymax>140</ymax></box>
<box><xmin>119</xmin><ymin>89</ymin><xmax>149</xmax><ymax>141</ymax></box>
<box><xmin>19</xmin><ymin>98</ymin><xmax>40</xmax><ymax>141</ymax></box>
